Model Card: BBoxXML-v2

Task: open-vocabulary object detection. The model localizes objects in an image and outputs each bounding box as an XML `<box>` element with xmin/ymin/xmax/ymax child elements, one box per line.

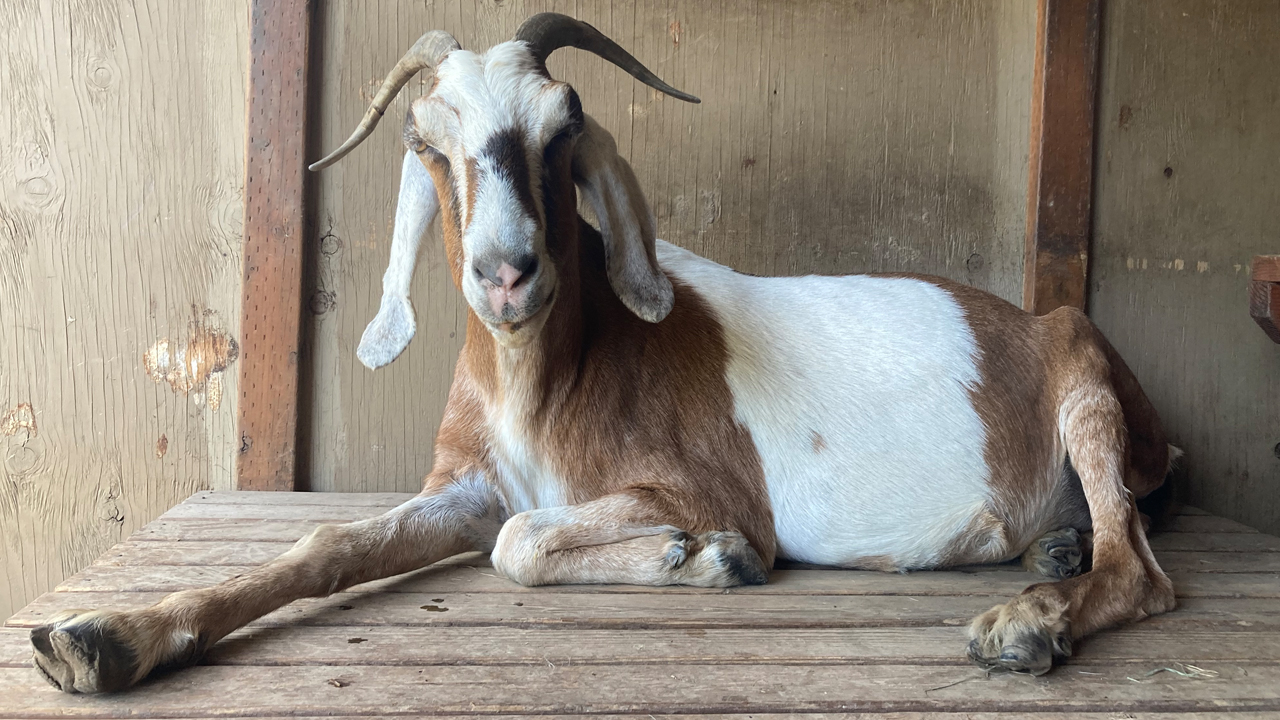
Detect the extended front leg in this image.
<box><xmin>491</xmin><ymin>490</ymin><xmax>770</xmax><ymax>588</ymax></box>
<box><xmin>30</xmin><ymin>472</ymin><xmax>505</xmax><ymax>693</ymax></box>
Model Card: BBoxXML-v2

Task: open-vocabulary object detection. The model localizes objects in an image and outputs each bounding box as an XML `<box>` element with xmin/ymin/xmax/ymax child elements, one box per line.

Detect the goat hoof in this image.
<box><xmin>967</xmin><ymin>595</ymin><xmax>1071</xmax><ymax>676</ymax></box>
<box><xmin>1023</xmin><ymin>528</ymin><xmax>1084</xmax><ymax>580</ymax></box>
<box><xmin>663</xmin><ymin>530</ymin><xmax>692</xmax><ymax>569</ymax></box>
<box><xmin>689</xmin><ymin>530</ymin><xmax>769</xmax><ymax>587</ymax></box>
<box><xmin>31</xmin><ymin>610</ymin><xmax>142</xmax><ymax>694</ymax></box>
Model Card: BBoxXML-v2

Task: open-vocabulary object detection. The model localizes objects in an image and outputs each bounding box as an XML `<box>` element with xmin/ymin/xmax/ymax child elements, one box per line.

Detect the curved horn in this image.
<box><xmin>309</xmin><ymin>30</ymin><xmax>460</xmax><ymax>172</ymax></box>
<box><xmin>515</xmin><ymin>12</ymin><xmax>700</xmax><ymax>104</ymax></box>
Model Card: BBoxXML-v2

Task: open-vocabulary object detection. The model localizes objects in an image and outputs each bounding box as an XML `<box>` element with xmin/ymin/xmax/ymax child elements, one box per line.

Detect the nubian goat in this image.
<box><xmin>32</xmin><ymin>14</ymin><xmax>1178</xmax><ymax>692</ymax></box>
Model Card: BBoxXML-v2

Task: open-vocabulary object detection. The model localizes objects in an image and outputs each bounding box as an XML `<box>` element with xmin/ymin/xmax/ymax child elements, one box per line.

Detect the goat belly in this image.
<box><xmin>656</xmin><ymin>240</ymin><xmax>997</xmax><ymax>570</ymax></box>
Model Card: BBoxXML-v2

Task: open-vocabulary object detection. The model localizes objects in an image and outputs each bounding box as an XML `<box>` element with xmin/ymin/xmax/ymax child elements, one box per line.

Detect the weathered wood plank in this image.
<box><xmin>8</xmin><ymin>591</ymin><xmax>1280</xmax><ymax>633</ymax></box>
<box><xmin>1148</xmin><ymin>533</ymin><xmax>1280</xmax><ymax>553</ymax></box>
<box><xmin>7</xmin><ymin>624</ymin><xmax>1280</xmax><ymax>671</ymax></box>
<box><xmin>1090</xmin><ymin>1</ymin><xmax>1280</xmax><ymax>539</ymax></box>
<box><xmin>1162</xmin><ymin>515</ymin><xmax>1261</xmax><ymax>534</ymax></box>
<box><xmin>1022</xmin><ymin>0</ymin><xmax>1101</xmax><ymax>314</ymax></box>
<box><xmin>50</xmin><ymin>563</ymin><xmax>1280</xmax><ymax>601</ymax></box>
<box><xmin>236</xmin><ymin>0</ymin><xmax>311</xmax><ymax>491</ymax></box>
<box><xmin>3</xmin><ymin>663</ymin><xmax>1279</xmax><ymax>717</ymax></box>
<box><xmin>182</xmin><ymin>491</ymin><xmax>416</xmax><ymax>507</ymax></box>
<box><xmin>0</xmin><ymin>716</ymin><xmax>1270</xmax><ymax>720</ymax></box>
<box><xmin>0</xmin><ymin>0</ymin><xmax>248</xmax><ymax>623</ymax></box>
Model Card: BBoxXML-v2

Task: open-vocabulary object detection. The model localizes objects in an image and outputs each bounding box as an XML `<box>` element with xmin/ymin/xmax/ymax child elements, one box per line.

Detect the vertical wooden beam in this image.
<box><xmin>237</xmin><ymin>0</ymin><xmax>311</xmax><ymax>490</ymax></box>
<box><xmin>1022</xmin><ymin>0</ymin><xmax>1101</xmax><ymax>315</ymax></box>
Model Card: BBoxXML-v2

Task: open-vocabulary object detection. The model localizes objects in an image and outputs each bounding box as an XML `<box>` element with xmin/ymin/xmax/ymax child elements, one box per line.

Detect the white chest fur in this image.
<box><xmin>658</xmin><ymin>241</ymin><xmax>994</xmax><ymax>568</ymax></box>
<box><xmin>485</xmin><ymin>368</ymin><xmax>570</xmax><ymax>516</ymax></box>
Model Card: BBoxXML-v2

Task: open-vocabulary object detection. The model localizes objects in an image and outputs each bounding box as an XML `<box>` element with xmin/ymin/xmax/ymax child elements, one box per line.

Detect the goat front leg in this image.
<box><xmin>30</xmin><ymin>472</ymin><xmax>505</xmax><ymax>694</ymax></box>
<box><xmin>491</xmin><ymin>490</ymin><xmax>770</xmax><ymax>588</ymax></box>
<box><xmin>967</xmin><ymin>385</ymin><xmax>1176</xmax><ymax>675</ymax></box>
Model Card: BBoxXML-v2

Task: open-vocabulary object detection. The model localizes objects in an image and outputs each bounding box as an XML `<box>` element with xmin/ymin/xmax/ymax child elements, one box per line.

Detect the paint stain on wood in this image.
<box><xmin>1</xmin><ymin>403</ymin><xmax>37</xmax><ymax>438</ymax></box>
<box><xmin>143</xmin><ymin>308</ymin><xmax>239</xmax><ymax>408</ymax></box>
<box><xmin>156</xmin><ymin>434</ymin><xmax>168</xmax><ymax>459</ymax></box>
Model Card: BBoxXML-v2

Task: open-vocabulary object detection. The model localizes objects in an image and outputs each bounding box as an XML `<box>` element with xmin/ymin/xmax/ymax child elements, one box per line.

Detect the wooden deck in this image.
<box><xmin>2</xmin><ymin>491</ymin><xmax>1279</xmax><ymax>718</ymax></box>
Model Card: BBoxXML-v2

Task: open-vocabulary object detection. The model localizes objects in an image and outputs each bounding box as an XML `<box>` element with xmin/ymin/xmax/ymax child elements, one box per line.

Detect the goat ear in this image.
<box><xmin>357</xmin><ymin>150</ymin><xmax>440</xmax><ymax>369</ymax></box>
<box><xmin>571</xmin><ymin>115</ymin><xmax>674</xmax><ymax>323</ymax></box>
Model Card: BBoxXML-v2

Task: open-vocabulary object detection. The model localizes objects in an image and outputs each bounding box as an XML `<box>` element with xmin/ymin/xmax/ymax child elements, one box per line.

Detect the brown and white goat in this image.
<box><xmin>31</xmin><ymin>13</ymin><xmax>1177</xmax><ymax>692</ymax></box>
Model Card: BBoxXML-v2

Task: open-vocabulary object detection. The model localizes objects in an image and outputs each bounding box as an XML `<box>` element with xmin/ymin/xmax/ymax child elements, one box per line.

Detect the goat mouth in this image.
<box><xmin>492</xmin><ymin>290</ymin><xmax>555</xmax><ymax>336</ymax></box>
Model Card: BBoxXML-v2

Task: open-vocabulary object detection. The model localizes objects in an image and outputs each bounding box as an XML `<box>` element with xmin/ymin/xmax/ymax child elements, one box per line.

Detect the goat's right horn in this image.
<box><xmin>309</xmin><ymin>30</ymin><xmax>460</xmax><ymax>172</ymax></box>
<box><xmin>515</xmin><ymin>13</ymin><xmax>699</xmax><ymax>104</ymax></box>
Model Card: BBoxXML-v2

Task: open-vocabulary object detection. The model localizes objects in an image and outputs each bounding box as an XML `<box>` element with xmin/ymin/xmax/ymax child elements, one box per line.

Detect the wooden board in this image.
<box><xmin>3</xmin><ymin>492</ymin><xmax>1280</xmax><ymax>717</ymax></box>
<box><xmin>1022</xmin><ymin>0</ymin><xmax>1100</xmax><ymax>315</ymax></box>
<box><xmin>1253</xmin><ymin>256</ymin><xmax>1280</xmax><ymax>283</ymax></box>
<box><xmin>304</xmin><ymin>0</ymin><xmax>1038</xmax><ymax>493</ymax></box>
<box><xmin>1089</xmin><ymin>0</ymin><xmax>1280</xmax><ymax>536</ymax></box>
<box><xmin>1249</xmin><ymin>279</ymin><xmax>1280</xmax><ymax>344</ymax></box>
<box><xmin>0</xmin><ymin>0</ymin><xmax>249</xmax><ymax>621</ymax></box>
<box><xmin>237</xmin><ymin>0</ymin><xmax>311</xmax><ymax>491</ymax></box>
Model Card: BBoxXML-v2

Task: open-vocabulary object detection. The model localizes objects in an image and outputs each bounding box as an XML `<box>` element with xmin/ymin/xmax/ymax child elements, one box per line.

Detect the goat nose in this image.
<box><xmin>476</xmin><ymin>253</ymin><xmax>538</xmax><ymax>289</ymax></box>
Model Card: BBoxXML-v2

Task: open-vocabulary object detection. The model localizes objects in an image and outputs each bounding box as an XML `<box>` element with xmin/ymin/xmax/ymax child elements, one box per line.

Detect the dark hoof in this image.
<box><xmin>31</xmin><ymin>612</ymin><xmax>141</xmax><ymax>694</ymax></box>
<box><xmin>664</xmin><ymin>531</ymin><xmax>692</xmax><ymax>569</ymax></box>
<box><xmin>701</xmin><ymin>531</ymin><xmax>769</xmax><ymax>586</ymax></box>
<box><xmin>1024</xmin><ymin>528</ymin><xmax>1084</xmax><ymax>580</ymax></box>
<box><xmin>967</xmin><ymin>625</ymin><xmax>1070</xmax><ymax>676</ymax></box>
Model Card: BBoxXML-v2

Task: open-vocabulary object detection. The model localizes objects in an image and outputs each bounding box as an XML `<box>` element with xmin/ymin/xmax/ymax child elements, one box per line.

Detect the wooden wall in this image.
<box><xmin>0</xmin><ymin>1</ymin><xmax>248</xmax><ymax>619</ymax></box>
<box><xmin>1091</xmin><ymin>0</ymin><xmax>1280</xmax><ymax>535</ymax></box>
<box><xmin>304</xmin><ymin>0</ymin><xmax>1037</xmax><ymax>492</ymax></box>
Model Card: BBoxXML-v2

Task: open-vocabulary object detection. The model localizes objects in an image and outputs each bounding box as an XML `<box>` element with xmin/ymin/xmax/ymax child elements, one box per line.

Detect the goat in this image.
<box><xmin>30</xmin><ymin>13</ymin><xmax>1177</xmax><ymax>693</ymax></box>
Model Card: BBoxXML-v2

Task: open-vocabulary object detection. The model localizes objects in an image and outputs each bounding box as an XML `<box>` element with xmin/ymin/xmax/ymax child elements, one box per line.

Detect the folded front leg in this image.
<box><xmin>491</xmin><ymin>490</ymin><xmax>769</xmax><ymax>588</ymax></box>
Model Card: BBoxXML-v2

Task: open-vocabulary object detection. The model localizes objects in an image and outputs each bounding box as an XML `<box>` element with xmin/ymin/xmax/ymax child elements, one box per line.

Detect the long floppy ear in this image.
<box><xmin>356</xmin><ymin>150</ymin><xmax>440</xmax><ymax>369</ymax></box>
<box><xmin>572</xmin><ymin>115</ymin><xmax>674</xmax><ymax>323</ymax></box>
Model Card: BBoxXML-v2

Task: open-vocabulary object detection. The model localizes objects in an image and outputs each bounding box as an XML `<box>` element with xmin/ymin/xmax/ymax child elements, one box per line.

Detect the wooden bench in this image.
<box><xmin>2</xmin><ymin>490</ymin><xmax>1279</xmax><ymax>717</ymax></box>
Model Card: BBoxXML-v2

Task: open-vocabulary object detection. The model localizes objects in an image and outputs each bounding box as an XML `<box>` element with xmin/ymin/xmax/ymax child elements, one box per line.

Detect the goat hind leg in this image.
<box><xmin>969</xmin><ymin>385</ymin><xmax>1175</xmax><ymax>675</ymax></box>
<box><xmin>30</xmin><ymin>473</ymin><xmax>504</xmax><ymax>693</ymax></box>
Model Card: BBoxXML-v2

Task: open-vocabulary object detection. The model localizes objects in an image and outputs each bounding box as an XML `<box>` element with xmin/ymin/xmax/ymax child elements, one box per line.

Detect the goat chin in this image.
<box><xmin>484</xmin><ymin>300</ymin><xmax>555</xmax><ymax>349</ymax></box>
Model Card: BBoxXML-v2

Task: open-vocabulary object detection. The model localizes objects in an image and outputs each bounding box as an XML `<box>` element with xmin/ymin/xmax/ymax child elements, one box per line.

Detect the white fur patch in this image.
<box><xmin>358</xmin><ymin>151</ymin><xmax>439</xmax><ymax>369</ymax></box>
<box><xmin>484</xmin><ymin>350</ymin><xmax>571</xmax><ymax>515</ymax></box>
<box><xmin>658</xmin><ymin>241</ymin><xmax>993</xmax><ymax>568</ymax></box>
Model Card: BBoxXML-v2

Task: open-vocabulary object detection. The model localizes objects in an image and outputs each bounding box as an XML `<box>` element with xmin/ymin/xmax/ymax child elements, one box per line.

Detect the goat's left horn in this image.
<box><xmin>514</xmin><ymin>12</ymin><xmax>699</xmax><ymax>104</ymax></box>
<box><xmin>309</xmin><ymin>30</ymin><xmax>460</xmax><ymax>172</ymax></box>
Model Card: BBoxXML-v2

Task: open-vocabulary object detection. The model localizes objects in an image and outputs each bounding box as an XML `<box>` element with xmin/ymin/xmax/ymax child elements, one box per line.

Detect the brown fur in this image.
<box><xmin>444</xmin><ymin>139</ymin><xmax>776</xmax><ymax>563</ymax></box>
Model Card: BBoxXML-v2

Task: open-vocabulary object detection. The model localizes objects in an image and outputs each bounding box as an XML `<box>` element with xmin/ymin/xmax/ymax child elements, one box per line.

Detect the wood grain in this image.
<box><xmin>4</xmin><ymin>663</ymin><xmax>1280</xmax><ymax>717</ymax></box>
<box><xmin>4</xmin><ymin>492</ymin><xmax>1280</xmax><ymax>716</ymax></box>
<box><xmin>304</xmin><ymin>0</ymin><xmax>1037</xmax><ymax>493</ymax></box>
<box><xmin>237</xmin><ymin>0</ymin><xmax>311</xmax><ymax>491</ymax></box>
<box><xmin>1022</xmin><ymin>0</ymin><xmax>1100</xmax><ymax>315</ymax></box>
<box><xmin>0</xmin><ymin>1</ymin><xmax>248</xmax><ymax>621</ymax></box>
<box><xmin>1253</xmin><ymin>256</ymin><xmax>1280</xmax><ymax>283</ymax></box>
<box><xmin>1090</xmin><ymin>0</ymin><xmax>1280</xmax><ymax>536</ymax></box>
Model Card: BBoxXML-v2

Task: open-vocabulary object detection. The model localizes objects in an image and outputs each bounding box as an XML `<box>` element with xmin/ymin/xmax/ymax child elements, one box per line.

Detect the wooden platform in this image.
<box><xmin>2</xmin><ymin>491</ymin><xmax>1279</xmax><ymax>718</ymax></box>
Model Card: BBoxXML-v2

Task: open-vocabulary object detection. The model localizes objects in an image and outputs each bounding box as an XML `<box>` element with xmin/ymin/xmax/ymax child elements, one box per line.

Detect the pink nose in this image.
<box><xmin>493</xmin><ymin>262</ymin><xmax>524</xmax><ymax>289</ymax></box>
<box><xmin>478</xmin><ymin>256</ymin><xmax>539</xmax><ymax>318</ymax></box>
